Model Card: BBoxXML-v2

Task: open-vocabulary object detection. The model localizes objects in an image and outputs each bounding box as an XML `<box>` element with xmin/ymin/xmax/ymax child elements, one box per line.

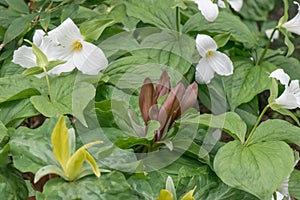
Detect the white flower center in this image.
<box><xmin>72</xmin><ymin>40</ymin><xmax>82</xmax><ymax>51</ymax></box>
<box><xmin>206</xmin><ymin>50</ymin><xmax>214</xmax><ymax>57</ymax></box>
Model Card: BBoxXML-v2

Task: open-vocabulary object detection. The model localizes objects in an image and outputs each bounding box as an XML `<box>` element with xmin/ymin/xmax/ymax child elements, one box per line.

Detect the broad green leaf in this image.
<box><xmin>3</xmin><ymin>13</ymin><xmax>38</xmax><ymax>44</ymax></box>
<box><xmin>9</xmin><ymin>118</ymin><xmax>59</xmax><ymax>173</ymax></box>
<box><xmin>34</xmin><ymin>165</ymin><xmax>66</xmax><ymax>183</ymax></box>
<box><xmin>214</xmin><ymin>140</ymin><xmax>294</xmax><ymax>199</ymax></box>
<box><xmin>177</xmin><ymin>166</ymin><xmax>257</xmax><ymax>200</ymax></box>
<box><xmin>51</xmin><ymin>116</ymin><xmax>70</xmax><ymax>172</ymax></box>
<box><xmin>268</xmin><ymin>55</ymin><xmax>300</xmax><ymax>80</ymax></box>
<box><xmin>181</xmin><ymin>112</ymin><xmax>247</xmax><ymax>143</ymax></box>
<box><xmin>0</xmin><ymin>7</ymin><xmax>20</xmax><ymax>28</ymax></box>
<box><xmin>213</xmin><ymin>32</ymin><xmax>231</xmax><ymax>48</ymax></box>
<box><xmin>0</xmin><ymin>120</ymin><xmax>9</xmax><ymax>149</ymax></box>
<box><xmin>246</xmin><ymin>119</ymin><xmax>300</xmax><ymax>146</ymax></box>
<box><xmin>157</xmin><ymin>189</ymin><xmax>173</xmax><ymax>200</ymax></box>
<box><xmin>0</xmin><ymin>165</ymin><xmax>28</xmax><ymax>200</ymax></box>
<box><xmin>36</xmin><ymin>171</ymin><xmax>132</xmax><ymax>200</ymax></box>
<box><xmin>114</xmin><ymin>137</ymin><xmax>150</xmax><ymax>149</ymax></box>
<box><xmin>80</xmin><ymin>18</ymin><xmax>114</xmax><ymax>41</ymax></box>
<box><xmin>5</xmin><ymin>0</ymin><xmax>29</xmax><ymax>13</ymax></box>
<box><xmin>39</xmin><ymin>12</ymin><xmax>51</xmax><ymax>31</ymax></box>
<box><xmin>183</xmin><ymin>12</ymin><xmax>258</xmax><ymax>48</ymax></box>
<box><xmin>239</xmin><ymin>0</ymin><xmax>275</xmax><ymax>21</ymax></box>
<box><xmin>0</xmin><ymin>75</ymin><xmax>40</xmax><ymax>104</ymax></box>
<box><xmin>135</xmin><ymin>29</ymin><xmax>195</xmax><ymax>75</ymax></box>
<box><xmin>125</xmin><ymin>0</ymin><xmax>176</xmax><ymax>30</ymax></box>
<box><xmin>224</xmin><ymin>59</ymin><xmax>276</xmax><ymax>109</ymax></box>
<box><xmin>61</xmin><ymin>3</ymin><xmax>79</xmax><ymax>21</ymax></box>
<box><xmin>65</xmin><ymin>141</ymin><xmax>101</xmax><ymax>180</ymax></box>
<box><xmin>289</xmin><ymin>170</ymin><xmax>300</xmax><ymax>199</ymax></box>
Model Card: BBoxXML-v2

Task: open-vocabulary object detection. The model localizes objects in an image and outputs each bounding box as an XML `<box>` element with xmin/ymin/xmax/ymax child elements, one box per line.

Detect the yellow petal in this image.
<box><xmin>51</xmin><ymin>116</ymin><xmax>69</xmax><ymax>172</ymax></box>
<box><xmin>157</xmin><ymin>189</ymin><xmax>173</xmax><ymax>200</ymax></box>
<box><xmin>181</xmin><ymin>187</ymin><xmax>196</xmax><ymax>200</ymax></box>
<box><xmin>85</xmin><ymin>151</ymin><xmax>100</xmax><ymax>177</ymax></box>
<box><xmin>66</xmin><ymin>141</ymin><xmax>102</xmax><ymax>180</ymax></box>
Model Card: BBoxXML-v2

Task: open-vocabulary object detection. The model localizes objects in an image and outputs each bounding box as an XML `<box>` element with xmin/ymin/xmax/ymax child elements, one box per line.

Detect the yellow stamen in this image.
<box><xmin>72</xmin><ymin>40</ymin><xmax>82</xmax><ymax>51</ymax></box>
<box><xmin>206</xmin><ymin>50</ymin><xmax>213</xmax><ymax>57</ymax></box>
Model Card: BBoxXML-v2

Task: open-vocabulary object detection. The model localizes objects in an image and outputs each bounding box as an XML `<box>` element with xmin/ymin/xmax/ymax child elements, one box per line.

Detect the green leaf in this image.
<box><xmin>80</xmin><ymin>18</ymin><xmax>114</xmax><ymax>41</ymax></box>
<box><xmin>114</xmin><ymin>137</ymin><xmax>150</xmax><ymax>149</ymax></box>
<box><xmin>239</xmin><ymin>0</ymin><xmax>275</xmax><ymax>21</ymax></box>
<box><xmin>4</xmin><ymin>13</ymin><xmax>38</xmax><ymax>44</ymax></box>
<box><xmin>246</xmin><ymin>119</ymin><xmax>300</xmax><ymax>146</ymax></box>
<box><xmin>224</xmin><ymin>59</ymin><xmax>276</xmax><ymax>109</ymax></box>
<box><xmin>5</xmin><ymin>0</ymin><xmax>29</xmax><ymax>13</ymax></box>
<box><xmin>0</xmin><ymin>7</ymin><xmax>20</xmax><ymax>28</ymax></box>
<box><xmin>40</xmin><ymin>12</ymin><xmax>51</xmax><ymax>31</ymax></box>
<box><xmin>124</xmin><ymin>0</ymin><xmax>176</xmax><ymax>30</ymax></box>
<box><xmin>9</xmin><ymin>118</ymin><xmax>59</xmax><ymax>173</ymax></box>
<box><xmin>289</xmin><ymin>170</ymin><xmax>300</xmax><ymax>199</ymax></box>
<box><xmin>183</xmin><ymin>12</ymin><xmax>258</xmax><ymax>48</ymax></box>
<box><xmin>0</xmin><ymin>165</ymin><xmax>28</xmax><ymax>200</ymax></box>
<box><xmin>213</xmin><ymin>32</ymin><xmax>231</xmax><ymax>48</ymax></box>
<box><xmin>0</xmin><ymin>75</ymin><xmax>40</xmax><ymax>104</ymax></box>
<box><xmin>135</xmin><ymin>29</ymin><xmax>195</xmax><ymax>75</ymax></box>
<box><xmin>214</xmin><ymin>140</ymin><xmax>294</xmax><ymax>199</ymax></box>
<box><xmin>268</xmin><ymin>55</ymin><xmax>300</xmax><ymax>80</ymax></box>
<box><xmin>34</xmin><ymin>165</ymin><xmax>66</xmax><ymax>183</ymax></box>
<box><xmin>0</xmin><ymin>120</ymin><xmax>9</xmax><ymax>149</ymax></box>
<box><xmin>51</xmin><ymin>116</ymin><xmax>70</xmax><ymax>172</ymax></box>
<box><xmin>177</xmin><ymin>166</ymin><xmax>257</xmax><ymax>200</ymax></box>
<box><xmin>36</xmin><ymin>171</ymin><xmax>132</xmax><ymax>200</ymax></box>
<box><xmin>182</xmin><ymin>112</ymin><xmax>247</xmax><ymax>143</ymax></box>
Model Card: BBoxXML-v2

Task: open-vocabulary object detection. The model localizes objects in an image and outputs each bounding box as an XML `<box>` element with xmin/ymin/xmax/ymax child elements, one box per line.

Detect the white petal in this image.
<box><xmin>33</xmin><ymin>30</ymin><xmax>46</xmax><ymax>46</ymax></box>
<box><xmin>207</xmin><ymin>51</ymin><xmax>233</xmax><ymax>76</ymax></box>
<box><xmin>195</xmin><ymin>58</ymin><xmax>215</xmax><ymax>84</ymax></box>
<box><xmin>12</xmin><ymin>46</ymin><xmax>36</xmax><ymax>68</ymax></box>
<box><xmin>196</xmin><ymin>34</ymin><xmax>218</xmax><ymax>57</ymax></box>
<box><xmin>193</xmin><ymin>0</ymin><xmax>219</xmax><ymax>22</ymax></box>
<box><xmin>218</xmin><ymin>0</ymin><xmax>226</xmax><ymax>8</ymax></box>
<box><xmin>227</xmin><ymin>0</ymin><xmax>243</xmax><ymax>12</ymax></box>
<box><xmin>276</xmin><ymin>88</ymin><xmax>299</xmax><ymax>109</ymax></box>
<box><xmin>47</xmin><ymin>58</ymin><xmax>76</xmax><ymax>76</ymax></box>
<box><xmin>269</xmin><ymin>69</ymin><xmax>290</xmax><ymax>85</ymax></box>
<box><xmin>282</xmin><ymin>2</ymin><xmax>300</xmax><ymax>35</ymax></box>
<box><xmin>271</xmin><ymin>192</ymin><xmax>285</xmax><ymax>200</ymax></box>
<box><xmin>48</xmin><ymin>18</ymin><xmax>83</xmax><ymax>47</ymax></box>
<box><xmin>73</xmin><ymin>42</ymin><xmax>108</xmax><ymax>75</ymax></box>
<box><xmin>265</xmin><ymin>29</ymin><xmax>279</xmax><ymax>42</ymax></box>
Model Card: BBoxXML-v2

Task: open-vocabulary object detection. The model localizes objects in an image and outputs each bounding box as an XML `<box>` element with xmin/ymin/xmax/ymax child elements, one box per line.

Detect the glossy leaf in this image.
<box><xmin>246</xmin><ymin>119</ymin><xmax>300</xmax><ymax>146</ymax></box>
<box><xmin>36</xmin><ymin>172</ymin><xmax>132</xmax><ymax>200</ymax></box>
<box><xmin>214</xmin><ymin>140</ymin><xmax>294</xmax><ymax>199</ymax></box>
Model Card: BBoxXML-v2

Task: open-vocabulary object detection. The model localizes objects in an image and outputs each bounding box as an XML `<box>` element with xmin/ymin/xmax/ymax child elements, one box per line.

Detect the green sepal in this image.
<box><xmin>47</xmin><ymin>60</ymin><xmax>67</xmax><ymax>71</ymax></box>
<box><xmin>22</xmin><ymin>66</ymin><xmax>44</xmax><ymax>76</ymax></box>
<box><xmin>25</xmin><ymin>39</ymin><xmax>48</xmax><ymax>67</ymax></box>
<box><xmin>34</xmin><ymin>165</ymin><xmax>67</xmax><ymax>183</ymax></box>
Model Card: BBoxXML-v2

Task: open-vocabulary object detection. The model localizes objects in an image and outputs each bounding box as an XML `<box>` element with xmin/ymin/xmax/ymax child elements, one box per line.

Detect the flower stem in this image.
<box><xmin>244</xmin><ymin>104</ymin><xmax>270</xmax><ymax>146</ymax></box>
<box><xmin>176</xmin><ymin>6</ymin><xmax>180</xmax><ymax>33</ymax></box>
<box><xmin>258</xmin><ymin>28</ymin><xmax>277</xmax><ymax>65</ymax></box>
<box><xmin>42</xmin><ymin>67</ymin><xmax>53</xmax><ymax>102</ymax></box>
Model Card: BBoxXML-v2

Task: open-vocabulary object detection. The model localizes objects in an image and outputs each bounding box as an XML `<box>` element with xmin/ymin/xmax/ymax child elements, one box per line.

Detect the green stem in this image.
<box><xmin>43</xmin><ymin>67</ymin><xmax>53</xmax><ymax>102</ymax></box>
<box><xmin>258</xmin><ymin>28</ymin><xmax>277</xmax><ymax>65</ymax></box>
<box><xmin>176</xmin><ymin>6</ymin><xmax>180</xmax><ymax>33</ymax></box>
<box><xmin>244</xmin><ymin>104</ymin><xmax>270</xmax><ymax>146</ymax></box>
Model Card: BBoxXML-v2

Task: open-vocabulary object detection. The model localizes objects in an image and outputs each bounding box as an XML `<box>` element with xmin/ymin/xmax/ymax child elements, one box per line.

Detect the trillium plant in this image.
<box><xmin>1</xmin><ymin>0</ymin><xmax>300</xmax><ymax>200</ymax></box>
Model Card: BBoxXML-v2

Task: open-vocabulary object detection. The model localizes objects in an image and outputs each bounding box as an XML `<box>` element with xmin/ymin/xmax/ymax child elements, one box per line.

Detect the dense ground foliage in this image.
<box><xmin>0</xmin><ymin>0</ymin><xmax>300</xmax><ymax>199</ymax></box>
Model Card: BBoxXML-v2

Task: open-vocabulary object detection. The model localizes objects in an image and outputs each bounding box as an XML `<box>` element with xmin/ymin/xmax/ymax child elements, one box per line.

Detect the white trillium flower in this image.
<box><xmin>269</xmin><ymin>68</ymin><xmax>300</xmax><ymax>109</ymax></box>
<box><xmin>192</xmin><ymin>0</ymin><xmax>243</xmax><ymax>22</ymax></box>
<box><xmin>47</xmin><ymin>18</ymin><xmax>108</xmax><ymax>75</ymax></box>
<box><xmin>12</xmin><ymin>30</ymin><xmax>64</xmax><ymax>77</ymax></box>
<box><xmin>195</xmin><ymin>34</ymin><xmax>233</xmax><ymax>84</ymax></box>
<box><xmin>282</xmin><ymin>1</ymin><xmax>300</xmax><ymax>35</ymax></box>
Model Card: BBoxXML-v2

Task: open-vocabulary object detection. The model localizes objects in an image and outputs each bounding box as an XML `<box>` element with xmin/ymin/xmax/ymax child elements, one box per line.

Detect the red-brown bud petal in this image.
<box><xmin>139</xmin><ymin>77</ymin><xmax>155</xmax><ymax>124</ymax></box>
<box><xmin>180</xmin><ymin>82</ymin><xmax>198</xmax><ymax>113</ymax></box>
<box><xmin>155</xmin><ymin>71</ymin><xmax>170</xmax><ymax>99</ymax></box>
